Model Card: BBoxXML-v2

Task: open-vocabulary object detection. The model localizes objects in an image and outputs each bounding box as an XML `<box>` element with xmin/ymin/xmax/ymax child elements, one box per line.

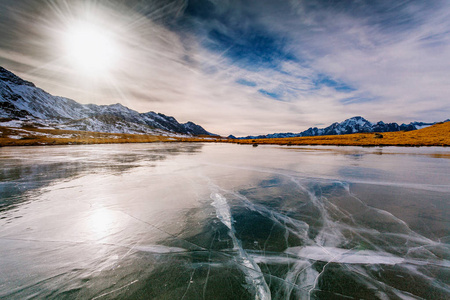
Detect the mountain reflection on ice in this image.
<box><xmin>0</xmin><ymin>144</ymin><xmax>449</xmax><ymax>299</ymax></box>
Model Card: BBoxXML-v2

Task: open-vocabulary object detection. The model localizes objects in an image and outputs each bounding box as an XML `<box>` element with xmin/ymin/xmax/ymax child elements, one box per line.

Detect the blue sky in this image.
<box><xmin>0</xmin><ymin>0</ymin><xmax>449</xmax><ymax>135</ymax></box>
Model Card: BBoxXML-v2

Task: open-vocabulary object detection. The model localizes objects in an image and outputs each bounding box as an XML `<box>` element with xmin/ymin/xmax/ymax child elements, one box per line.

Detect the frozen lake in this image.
<box><xmin>0</xmin><ymin>143</ymin><xmax>449</xmax><ymax>299</ymax></box>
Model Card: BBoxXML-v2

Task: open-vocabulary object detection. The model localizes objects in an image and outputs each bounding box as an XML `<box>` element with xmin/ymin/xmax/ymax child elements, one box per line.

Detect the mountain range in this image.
<box><xmin>0</xmin><ymin>67</ymin><xmax>215</xmax><ymax>136</ymax></box>
<box><xmin>1</xmin><ymin>66</ymin><xmax>447</xmax><ymax>140</ymax></box>
<box><xmin>235</xmin><ymin>116</ymin><xmax>447</xmax><ymax>139</ymax></box>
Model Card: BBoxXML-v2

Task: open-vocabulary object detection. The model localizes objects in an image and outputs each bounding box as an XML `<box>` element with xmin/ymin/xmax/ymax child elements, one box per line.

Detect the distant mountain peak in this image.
<box><xmin>341</xmin><ymin>116</ymin><xmax>371</xmax><ymax>124</ymax></box>
<box><xmin>347</xmin><ymin>116</ymin><xmax>364</xmax><ymax>120</ymax></box>
<box><xmin>109</xmin><ymin>103</ymin><xmax>126</xmax><ymax>108</ymax></box>
<box><xmin>0</xmin><ymin>67</ymin><xmax>35</xmax><ymax>87</ymax></box>
<box><xmin>238</xmin><ymin>116</ymin><xmax>440</xmax><ymax>139</ymax></box>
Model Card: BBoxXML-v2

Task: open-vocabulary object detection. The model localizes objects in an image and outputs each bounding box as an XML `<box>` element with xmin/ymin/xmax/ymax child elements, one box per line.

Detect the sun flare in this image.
<box><xmin>64</xmin><ymin>22</ymin><xmax>119</xmax><ymax>75</ymax></box>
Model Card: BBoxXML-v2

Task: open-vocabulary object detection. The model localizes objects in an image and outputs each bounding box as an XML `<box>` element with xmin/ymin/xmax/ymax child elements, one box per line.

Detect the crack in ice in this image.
<box><xmin>210</xmin><ymin>192</ymin><xmax>271</xmax><ymax>300</ymax></box>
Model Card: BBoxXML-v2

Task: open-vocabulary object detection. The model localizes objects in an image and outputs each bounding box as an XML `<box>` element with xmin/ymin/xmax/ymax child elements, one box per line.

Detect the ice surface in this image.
<box><xmin>0</xmin><ymin>144</ymin><xmax>449</xmax><ymax>299</ymax></box>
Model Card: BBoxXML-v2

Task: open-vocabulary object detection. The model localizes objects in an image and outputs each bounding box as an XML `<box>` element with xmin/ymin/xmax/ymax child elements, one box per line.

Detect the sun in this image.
<box><xmin>64</xmin><ymin>22</ymin><xmax>119</xmax><ymax>75</ymax></box>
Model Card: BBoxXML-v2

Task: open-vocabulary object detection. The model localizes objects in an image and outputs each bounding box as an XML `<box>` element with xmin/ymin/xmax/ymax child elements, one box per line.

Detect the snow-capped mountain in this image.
<box><xmin>238</xmin><ymin>116</ymin><xmax>440</xmax><ymax>139</ymax></box>
<box><xmin>0</xmin><ymin>66</ymin><xmax>215</xmax><ymax>136</ymax></box>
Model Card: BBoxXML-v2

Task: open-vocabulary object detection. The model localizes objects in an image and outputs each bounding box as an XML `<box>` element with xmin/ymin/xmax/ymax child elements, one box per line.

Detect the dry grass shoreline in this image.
<box><xmin>1</xmin><ymin>121</ymin><xmax>449</xmax><ymax>147</ymax></box>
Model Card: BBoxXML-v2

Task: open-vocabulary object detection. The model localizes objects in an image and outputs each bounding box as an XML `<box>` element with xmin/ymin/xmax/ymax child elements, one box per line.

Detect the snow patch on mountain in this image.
<box><xmin>0</xmin><ymin>66</ymin><xmax>216</xmax><ymax>136</ymax></box>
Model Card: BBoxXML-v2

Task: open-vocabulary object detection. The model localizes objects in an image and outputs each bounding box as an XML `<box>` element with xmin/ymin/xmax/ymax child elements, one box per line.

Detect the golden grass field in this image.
<box><xmin>0</xmin><ymin>126</ymin><xmax>205</xmax><ymax>146</ymax></box>
<box><xmin>0</xmin><ymin>121</ymin><xmax>449</xmax><ymax>147</ymax></box>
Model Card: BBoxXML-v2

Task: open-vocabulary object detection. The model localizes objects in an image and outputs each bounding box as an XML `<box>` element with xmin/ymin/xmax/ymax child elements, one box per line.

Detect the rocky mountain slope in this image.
<box><xmin>238</xmin><ymin>116</ymin><xmax>444</xmax><ymax>139</ymax></box>
<box><xmin>0</xmin><ymin>67</ymin><xmax>215</xmax><ymax>136</ymax></box>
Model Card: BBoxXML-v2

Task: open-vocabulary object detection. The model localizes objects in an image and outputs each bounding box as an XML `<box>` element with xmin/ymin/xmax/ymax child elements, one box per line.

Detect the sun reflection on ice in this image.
<box><xmin>89</xmin><ymin>207</ymin><xmax>115</xmax><ymax>240</ymax></box>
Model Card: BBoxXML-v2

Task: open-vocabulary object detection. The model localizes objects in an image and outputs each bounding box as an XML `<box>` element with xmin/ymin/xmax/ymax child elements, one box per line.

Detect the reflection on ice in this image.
<box><xmin>0</xmin><ymin>144</ymin><xmax>449</xmax><ymax>299</ymax></box>
<box><xmin>88</xmin><ymin>207</ymin><xmax>115</xmax><ymax>239</ymax></box>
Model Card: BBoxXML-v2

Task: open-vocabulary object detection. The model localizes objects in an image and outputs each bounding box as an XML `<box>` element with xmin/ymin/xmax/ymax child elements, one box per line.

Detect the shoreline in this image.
<box><xmin>1</xmin><ymin>121</ymin><xmax>449</xmax><ymax>148</ymax></box>
<box><xmin>2</xmin><ymin>140</ymin><xmax>449</xmax><ymax>148</ymax></box>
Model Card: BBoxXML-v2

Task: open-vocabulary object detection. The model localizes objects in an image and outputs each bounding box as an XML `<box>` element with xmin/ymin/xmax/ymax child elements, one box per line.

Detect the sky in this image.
<box><xmin>0</xmin><ymin>0</ymin><xmax>449</xmax><ymax>136</ymax></box>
